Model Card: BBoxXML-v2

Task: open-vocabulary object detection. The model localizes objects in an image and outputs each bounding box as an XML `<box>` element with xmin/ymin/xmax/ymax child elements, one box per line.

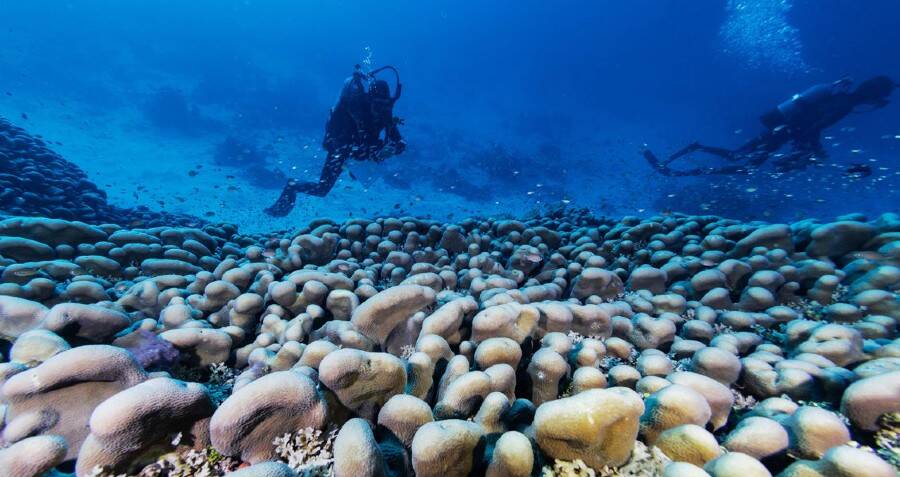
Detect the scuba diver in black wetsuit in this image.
<box><xmin>264</xmin><ymin>65</ymin><xmax>406</xmax><ymax>217</ymax></box>
<box><xmin>643</xmin><ymin>75</ymin><xmax>897</xmax><ymax>176</ymax></box>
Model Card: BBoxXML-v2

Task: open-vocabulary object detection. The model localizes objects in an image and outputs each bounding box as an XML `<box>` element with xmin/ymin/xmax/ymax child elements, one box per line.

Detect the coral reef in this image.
<box><xmin>1</xmin><ymin>150</ymin><xmax>899</xmax><ymax>475</ymax></box>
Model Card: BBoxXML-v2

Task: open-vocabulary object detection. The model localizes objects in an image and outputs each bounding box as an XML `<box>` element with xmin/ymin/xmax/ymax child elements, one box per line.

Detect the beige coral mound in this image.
<box><xmin>209</xmin><ymin>370</ymin><xmax>327</xmax><ymax>463</ymax></box>
<box><xmin>1</xmin><ymin>345</ymin><xmax>148</xmax><ymax>461</ymax></box>
<box><xmin>0</xmin><ymin>209</ymin><xmax>896</xmax><ymax>476</ymax></box>
<box><xmin>534</xmin><ymin>387</ymin><xmax>645</xmax><ymax>468</ymax></box>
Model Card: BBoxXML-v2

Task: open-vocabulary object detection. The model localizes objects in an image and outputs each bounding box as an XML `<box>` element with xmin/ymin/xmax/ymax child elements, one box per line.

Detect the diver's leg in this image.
<box><xmin>263</xmin><ymin>180</ymin><xmax>301</xmax><ymax>217</ymax></box>
<box><xmin>663</xmin><ymin>142</ymin><xmax>702</xmax><ymax>165</ymax></box>
<box><xmin>664</xmin><ymin>142</ymin><xmax>737</xmax><ymax>165</ymax></box>
<box><xmin>693</xmin><ymin>145</ymin><xmax>737</xmax><ymax>160</ymax></box>
<box><xmin>262</xmin><ymin>152</ymin><xmax>347</xmax><ymax>216</ymax></box>
<box><xmin>644</xmin><ymin>145</ymin><xmax>758</xmax><ymax>177</ymax></box>
<box><xmin>642</xmin><ymin>149</ymin><xmax>673</xmax><ymax>176</ymax></box>
<box><xmin>301</xmin><ymin>152</ymin><xmax>347</xmax><ymax>197</ymax></box>
<box><xmin>672</xmin><ymin>164</ymin><xmax>752</xmax><ymax>176</ymax></box>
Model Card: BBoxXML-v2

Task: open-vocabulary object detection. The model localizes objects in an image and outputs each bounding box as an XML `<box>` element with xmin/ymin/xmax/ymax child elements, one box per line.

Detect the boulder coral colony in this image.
<box><xmin>0</xmin><ymin>116</ymin><xmax>898</xmax><ymax>477</ymax></box>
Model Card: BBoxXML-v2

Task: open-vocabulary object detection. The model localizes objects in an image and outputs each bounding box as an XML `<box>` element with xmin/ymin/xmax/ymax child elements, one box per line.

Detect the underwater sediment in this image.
<box><xmin>0</xmin><ymin>121</ymin><xmax>898</xmax><ymax>477</ymax></box>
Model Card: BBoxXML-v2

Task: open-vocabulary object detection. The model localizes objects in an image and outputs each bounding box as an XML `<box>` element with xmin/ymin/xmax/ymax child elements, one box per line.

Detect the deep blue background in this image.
<box><xmin>2</xmin><ymin>0</ymin><xmax>898</xmax><ymax>224</ymax></box>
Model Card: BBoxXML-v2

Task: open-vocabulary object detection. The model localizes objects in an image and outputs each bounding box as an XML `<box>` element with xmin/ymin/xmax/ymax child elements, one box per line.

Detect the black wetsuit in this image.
<box><xmin>644</xmin><ymin>79</ymin><xmax>872</xmax><ymax>176</ymax></box>
<box><xmin>265</xmin><ymin>73</ymin><xmax>404</xmax><ymax>216</ymax></box>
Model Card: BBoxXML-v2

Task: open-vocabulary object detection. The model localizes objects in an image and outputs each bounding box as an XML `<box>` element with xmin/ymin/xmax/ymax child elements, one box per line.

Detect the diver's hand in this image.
<box><xmin>394</xmin><ymin>139</ymin><xmax>407</xmax><ymax>154</ymax></box>
<box><xmin>373</xmin><ymin>147</ymin><xmax>390</xmax><ymax>163</ymax></box>
<box><xmin>393</xmin><ymin>116</ymin><xmax>405</xmax><ymax>126</ymax></box>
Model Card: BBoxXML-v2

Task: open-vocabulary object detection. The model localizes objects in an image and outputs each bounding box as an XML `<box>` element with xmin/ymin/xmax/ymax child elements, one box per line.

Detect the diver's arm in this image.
<box><xmin>386</xmin><ymin>119</ymin><xmax>403</xmax><ymax>143</ymax></box>
<box><xmin>373</xmin><ymin>125</ymin><xmax>404</xmax><ymax>162</ymax></box>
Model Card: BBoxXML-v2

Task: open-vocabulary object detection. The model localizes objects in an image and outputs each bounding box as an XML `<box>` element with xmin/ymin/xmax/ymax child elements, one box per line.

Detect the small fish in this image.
<box><xmin>227</xmin><ymin>186</ymin><xmax>239</xmax><ymax>192</ymax></box>
<box><xmin>204</xmin><ymin>211</ymin><xmax>215</xmax><ymax>217</ymax></box>
<box><xmin>21</xmin><ymin>112</ymin><xmax>28</xmax><ymax>120</ymax></box>
<box><xmin>188</xmin><ymin>170</ymin><xmax>199</xmax><ymax>177</ymax></box>
<box><xmin>226</xmin><ymin>175</ymin><xmax>235</xmax><ymax>179</ymax></box>
<box><xmin>4</xmin><ymin>91</ymin><xmax>10</xmax><ymax>96</ymax></box>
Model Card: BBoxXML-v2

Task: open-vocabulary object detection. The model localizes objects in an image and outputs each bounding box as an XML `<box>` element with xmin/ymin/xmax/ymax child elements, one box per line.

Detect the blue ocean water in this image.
<box><xmin>1</xmin><ymin>0</ymin><xmax>898</xmax><ymax>229</ymax></box>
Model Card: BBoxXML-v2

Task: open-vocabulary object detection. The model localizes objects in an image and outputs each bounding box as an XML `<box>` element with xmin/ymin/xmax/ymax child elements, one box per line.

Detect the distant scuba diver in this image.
<box><xmin>643</xmin><ymin>75</ymin><xmax>897</xmax><ymax>176</ymax></box>
<box><xmin>264</xmin><ymin>65</ymin><xmax>406</xmax><ymax>217</ymax></box>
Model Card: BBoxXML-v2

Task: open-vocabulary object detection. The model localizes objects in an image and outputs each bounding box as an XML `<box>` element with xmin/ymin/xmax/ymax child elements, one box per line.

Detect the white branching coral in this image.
<box><xmin>542</xmin><ymin>441</ymin><xmax>670</xmax><ymax>477</ymax></box>
<box><xmin>206</xmin><ymin>362</ymin><xmax>236</xmax><ymax>406</ymax></box>
<box><xmin>874</xmin><ymin>412</ymin><xmax>900</xmax><ymax>469</ymax></box>
<box><xmin>731</xmin><ymin>388</ymin><xmax>759</xmax><ymax>412</ymax></box>
<box><xmin>89</xmin><ymin>446</ymin><xmax>238</xmax><ymax>477</ymax></box>
<box><xmin>543</xmin><ymin>458</ymin><xmax>596</xmax><ymax>477</ymax></box>
<box><xmin>400</xmin><ymin>344</ymin><xmax>417</xmax><ymax>360</ymax></box>
<box><xmin>273</xmin><ymin>427</ymin><xmax>338</xmax><ymax>476</ymax></box>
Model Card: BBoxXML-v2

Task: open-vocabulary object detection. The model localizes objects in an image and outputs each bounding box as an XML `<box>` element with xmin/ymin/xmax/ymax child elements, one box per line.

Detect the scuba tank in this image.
<box><xmin>776</xmin><ymin>79</ymin><xmax>850</xmax><ymax>121</ymax></box>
